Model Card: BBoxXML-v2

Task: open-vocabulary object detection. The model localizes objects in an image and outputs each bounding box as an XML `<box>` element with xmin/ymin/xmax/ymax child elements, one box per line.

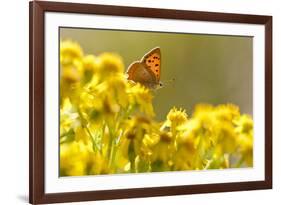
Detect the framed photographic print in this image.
<box><xmin>29</xmin><ymin>1</ymin><xmax>272</xmax><ymax>204</ymax></box>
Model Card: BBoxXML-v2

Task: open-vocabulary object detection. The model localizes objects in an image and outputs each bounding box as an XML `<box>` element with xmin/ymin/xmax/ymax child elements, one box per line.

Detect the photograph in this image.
<box><xmin>59</xmin><ymin>27</ymin><xmax>254</xmax><ymax>176</ymax></box>
<box><xmin>29</xmin><ymin>1</ymin><xmax>272</xmax><ymax>203</ymax></box>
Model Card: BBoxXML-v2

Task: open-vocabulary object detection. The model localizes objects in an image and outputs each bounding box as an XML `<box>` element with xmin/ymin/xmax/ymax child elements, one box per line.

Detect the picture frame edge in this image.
<box><xmin>29</xmin><ymin>1</ymin><xmax>273</xmax><ymax>204</ymax></box>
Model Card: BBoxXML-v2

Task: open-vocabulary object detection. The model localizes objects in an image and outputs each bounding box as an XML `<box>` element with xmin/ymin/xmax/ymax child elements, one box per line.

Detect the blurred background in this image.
<box><xmin>60</xmin><ymin>28</ymin><xmax>253</xmax><ymax>120</ymax></box>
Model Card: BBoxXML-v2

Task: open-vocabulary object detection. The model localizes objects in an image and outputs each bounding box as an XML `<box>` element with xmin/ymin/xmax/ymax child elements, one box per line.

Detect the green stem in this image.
<box><xmin>107</xmin><ymin>126</ymin><xmax>115</xmax><ymax>168</ymax></box>
<box><xmin>109</xmin><ymin>139</ymin><xmax>116</xmax><ymax>169</ymax></box>
<box><xmin>108</xmin><ymin>111</ymin><xmax>125</xmax><ymax>170</ymax></box>
<box><xmin>85</xmin><ymin>126</ymin><xmax>99</xmax><ymax>152</ymax></box>
<box><xmin>128</xmin><ymin>141</ymin><xmax>136</xmax><ymax>173</ymax></box>
<box><xmin>235</xmin><ymin>156</ymin><xmax>244</xmax><ymax>168</ymax></box>
<box><xmin>77</xmin><ymin>109</ymin><xmax>99</xmax><ymax>152</ymax></box>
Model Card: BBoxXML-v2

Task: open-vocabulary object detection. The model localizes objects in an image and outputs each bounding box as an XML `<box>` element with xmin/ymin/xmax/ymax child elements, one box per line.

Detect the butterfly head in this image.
<box><xmin>156</xmin><ymin>78</ymin><xmax>175</xmax><ymax>89</ymax></box>
<box><xmin>156</xmin><ymin>81</ymin><xmax>164</xmax><ymax>89</ymax></box>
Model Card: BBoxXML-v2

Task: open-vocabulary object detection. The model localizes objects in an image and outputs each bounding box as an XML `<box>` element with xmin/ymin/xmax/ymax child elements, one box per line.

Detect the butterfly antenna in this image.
<box><xmin>163</xmin><ymin>78</ymin><xmax>175</xmax><ymax>85</ymax></box>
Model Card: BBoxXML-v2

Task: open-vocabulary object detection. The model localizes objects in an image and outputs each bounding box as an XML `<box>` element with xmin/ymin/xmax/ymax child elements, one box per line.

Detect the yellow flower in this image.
<box><xmin>61</xmin><ymin>59</ymin><xmax>84</xmax><ymax>83</ymax></box>
<box><xmin>237</xmin><ymin>133</ymin><xmax>253</xmax><ymax>166</ymax></box>
<box><xmin>124</xmin><ymin>115</ymin><xmax>153</xmax><ymax>142</ymax></box>
<box><xmin>119</xmin><ymin>116</ymin><xmax>158</xmax><ymax>172</ymax></box>
<box><xmin>75</xmin><ymin>127</ymin><xmax>91</xmax><ymax>145</ymax></box>
<box><xmin>60</xmin><ymin>40</ymin><xmax>83</xmax><ymax>65</ymax></box>
<box><xmin>192</xmin><ymin>104</ymin><xmax>216</xmax><ymax>128</ymax></box>
<box><xmin>142</xmin><ymin>133</ymin><xmax>159</xmax><ymax>148</ymax></box>
<box><xmin>149</xmin><ymin>132</ymin><xmax>174</xmax><ymax>171</ymax></box>
<box><xmin>163</xmin><ymin>107</ymin><xmax>188</xmax><ymax>133</ymax></box>
<box><xmin>60</xmin><ymin>41</ymin><xmax>84</xmax><ymax>101</ymax></box>
<box><xmin>167</xmin><ymin>107</ymin><xmax>188</xmax><ymax>126</ymax></box>
<box><xmin>215</xmin><ymin>104</ymin><xmax>240</xmax><ymax>121</ymax></box>
<box><xmin>234</xmin><ymin>114</ymin><xmax>253</xmax><ymax>166</ymax></box>
<box><xmin>86</xmin><ymin>76</ymin><xmax>128</xmax><ymax>128</ymax></box>
<box><xmin>78</xmin><ymin>91</ymin><xmax>101</xmax><ymax>123</ymax></box>
<box><xmin>127</xmin><ymin>83</ymin><xmax>154</xmax><ymax>116</ymax></box>
<box><xmin>234</xmin><ymin>114</ymin><xmax>253</xmax><ymax>134</ymax></box>
<box><xmin>83</xmin><ymin>55</ymin><xmax>97</xmax><ymax>72</ymax></box>
<box><xmin>88</xmin><ymin>152</ymin><xmax>111</xmax><ymax>175</ymax></box>
<box><xmin>213</xmin><ymin>122</ymin><xmax>237</xmax><ymax>154</ymax></box>
<box><xmin>95</xmin><ymin>53</ymin><xmax>124</xmax><ymax>82</ymax></box>
<box><xmin>60</xmin><ymin>140</ymin><xmax>111</xmax><ymax>176</ymax></box>
<box><xmin>102</xmin><ymin>75</ymin><xmax>128</xmax><ymax>108</ymax></box>
<box><xmin>174</xmin><ymin>132</ymin><xmax>198</xmax><ymax>170</ymax></box>
<box><xmin>60</xmin><ymin>98</ymin><xmax>79</xmax><ymax>141</ymax></box>
<box><xmin>82</xmin><ymin>54</ymin><xmax>98</xmax><ymax>83</ymax></box>
<box><xmin>60</xmin><ymin>141</ymin><xmax>92</xmax><ymax>176</ymax></box>
<box><xmin>182</xmin><ymin>118</ymin><xmax>201</xmax><ymax>138</ymax></box>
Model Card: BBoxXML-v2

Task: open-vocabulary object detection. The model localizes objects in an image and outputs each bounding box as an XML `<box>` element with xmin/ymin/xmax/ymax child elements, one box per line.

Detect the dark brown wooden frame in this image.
<box><xmin>29</xmin><ymin>1</ymin><xmax>272</xmax><ymax>204</ymax></box>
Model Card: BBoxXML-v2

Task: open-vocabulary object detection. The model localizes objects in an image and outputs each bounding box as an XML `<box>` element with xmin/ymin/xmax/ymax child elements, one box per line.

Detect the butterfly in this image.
<box><xmin>126</xmin><ymin>47</ymin><xmax>164</xmax><ymax>90</ymax></box>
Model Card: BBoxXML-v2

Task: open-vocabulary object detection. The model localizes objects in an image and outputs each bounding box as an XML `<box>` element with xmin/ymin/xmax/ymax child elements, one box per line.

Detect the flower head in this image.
<box><xmin>95</xmin><ymin>53</ymin><xmax>124</xmax><ymax>82</ymax></box>
<box><xmin>82</xmin><ymin>54</ymin><xmax>98</xmax><ymax>83</ymax></box>
<box><xmin>127</xmin><ymin>83</ymin><xmax>154</xmax><ymax>116</ymax></box>
<box><xmin>60</xmin><ymin>40</ymin><xmax>83</xmax><ymax>65</ymax></box>
<box><xmin>60</xmin><ymin>141</ymin><xmax>92</xmax><ymax>176</ymax></box>
<box><xmin>164</xmin><ymin>107</ymin><xmax>188</xmax><ymax>131</ymax></box>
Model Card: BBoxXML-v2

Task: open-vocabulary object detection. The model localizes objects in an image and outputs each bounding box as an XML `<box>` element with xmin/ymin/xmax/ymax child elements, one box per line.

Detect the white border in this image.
<box><xmin>45</xmin><ymin>12</ymin><xmax>265</xmax><ymax>193</ymax></box>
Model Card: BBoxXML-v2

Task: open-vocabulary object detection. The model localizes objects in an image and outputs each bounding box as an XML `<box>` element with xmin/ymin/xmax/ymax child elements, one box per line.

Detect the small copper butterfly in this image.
<box><xmin>126</xmin><ymin>47</ymin><xmax>164</xmax><ymax>90</ymax></box>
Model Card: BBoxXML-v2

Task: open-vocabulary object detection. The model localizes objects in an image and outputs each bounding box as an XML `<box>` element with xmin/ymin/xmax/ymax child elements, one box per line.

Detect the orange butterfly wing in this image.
<box><xmin>127</xmin><ymin>62</ymin><xmax>139</xmax><ymax>81</ymax></box>
<box><xmin>141</xmin><ymin>47</ymin><xmax>161</xmax><ymax>82</ymax></box>
<box><xmin>127</xmin><ymin>62</ymin><xmax>157</xmax><ymax>84</ymax></box>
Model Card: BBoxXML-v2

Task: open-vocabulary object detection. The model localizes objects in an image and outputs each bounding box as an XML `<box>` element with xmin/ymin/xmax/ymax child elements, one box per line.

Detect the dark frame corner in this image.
<box><xmin>29</xmin><ymin>1</ymin><xmax>272</xmax><ymax>204</ymax></box>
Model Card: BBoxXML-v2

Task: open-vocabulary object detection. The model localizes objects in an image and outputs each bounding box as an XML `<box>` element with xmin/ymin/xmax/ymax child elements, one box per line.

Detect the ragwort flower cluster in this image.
<box><xmin>60</xmin><ymin>40</ymin><xmax>253</xmax><ymax>176</ymax></box>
